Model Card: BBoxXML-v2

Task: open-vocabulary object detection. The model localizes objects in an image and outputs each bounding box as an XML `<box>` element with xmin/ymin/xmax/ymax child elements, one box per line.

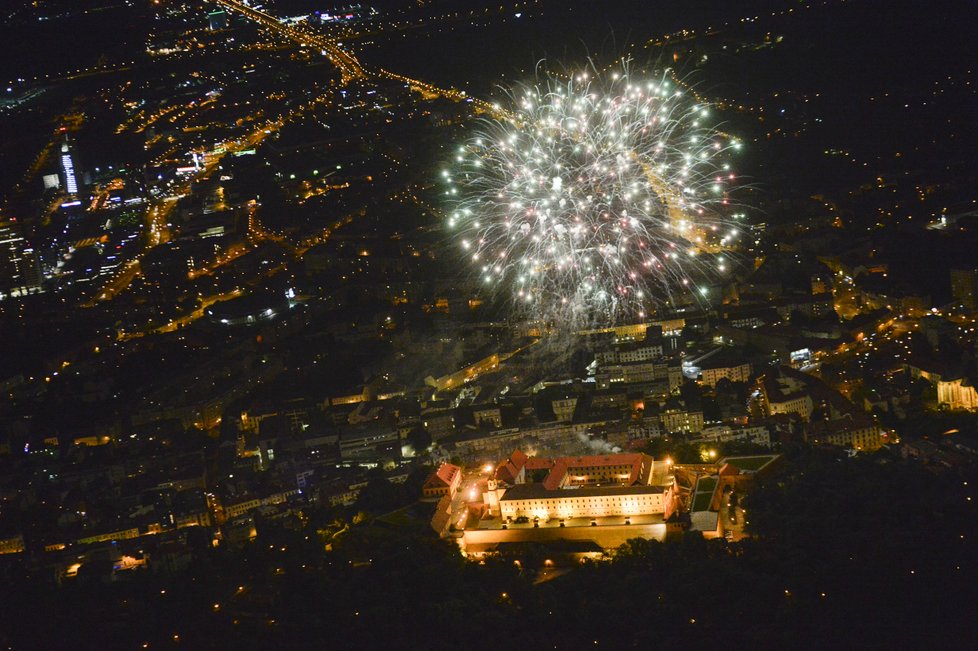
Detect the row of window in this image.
<box><xmin>504</xmin><ymin>496</ymin><xmax>660</xmax><ymax>508</ymax></box>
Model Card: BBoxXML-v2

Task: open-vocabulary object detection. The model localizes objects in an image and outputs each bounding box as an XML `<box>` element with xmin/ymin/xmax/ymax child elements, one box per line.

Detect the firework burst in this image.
<box><xmin>444</xmin><ymin>63</ymin><xmax>744</xmax><ymax>331</ymax></box>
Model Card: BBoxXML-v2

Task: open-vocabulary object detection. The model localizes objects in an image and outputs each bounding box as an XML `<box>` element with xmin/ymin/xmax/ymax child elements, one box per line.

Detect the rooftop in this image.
<box><xmin>543</xmin><ymin>453</ymin><xmax>650</xmax><ymax>490</ymax></box>
<box><xmin>423</xmin><ymin>463</ymin><xmax>461</xmax><ymax>490</ymax></box>
<box><xmin>762</xmin><ymin>373</ymin><xmax>809</xmax><ymax>402</ymax></box>
<box><xmin>720</xmin><ymin>454</ymin><xmax>779</xmax><ymax>472</ymax></box>
<box><xmin>691</xmin><ymin>475</ymin><xmax>719</xmax><ymax>512</ymax></box>
<box><xmin>499</xmin><ymin>483</ymin><xmax>665</xmax><ymax>502</ymax></box>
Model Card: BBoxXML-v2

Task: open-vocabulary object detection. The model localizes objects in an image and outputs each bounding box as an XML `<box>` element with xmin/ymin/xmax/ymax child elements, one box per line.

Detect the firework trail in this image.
<box><xmin>444</xmin><ymin>62</ymin><xmax>744</xmax><ymax>331</ymax></box>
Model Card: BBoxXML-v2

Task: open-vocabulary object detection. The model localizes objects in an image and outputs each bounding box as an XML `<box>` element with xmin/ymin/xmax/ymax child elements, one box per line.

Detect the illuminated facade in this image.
<box><xmin>484</xmin><ymin>450</ymin><xmax>677</xmax><ymax>521</ymax></box>
<box><xmin>422</xmin><ymin>463</ymin><xmax>462</xmax><ymax>499</ymax></box>
<box><xmin>595</xmin><ymin>341</ymin><xmax>665</xmax><ymax>365</ymax></box>
<box><xmin>700</xmin><ymin>361</ymin><xmax>752</xmax><ymax>388</ymax></box>
<box><xmin>660</xmin><ymin>408</ymin><xmax>705</xmax><ymax>434</ymax></box>
<box><xmin>551</xmin><ymin>396</ymin><xmax>578</xmax><ymax>422</ymax></box>
<box><xmin>937</xmin><ymin>377</ymin><xmax>978</xmax><ymax>411</ymax></box>
<box><xmin>760</xmin><ymin>373</ymin><xmax>813</xmax><ymax>421</ymax></box>
<box><xmin>0</xmin><ymin>534</ymin><xmax>25</xmax><ymax>555</ymax></box>
<box><xmin>498</xmin><ymin>483</ymin><xmax>670</xmax><ymax>521</ymax></box>
<box><xmin>60</xmin><ymin>140</ymin><xmax>78</xmax><ymax>195</ymax></box>
<box><xmin>596</xmin><ymin>359</ymin><xmax>681</xmax><ymax>390</ymax></box>
<box><xmin>0</xmin><ymin>223</ymin><xmax>43</xmax><ymax>300</ymax></box>
<box><xmin>811</xmin><ymin>416</ymin><xmax>884</xmax><ymax>451</ymax></box>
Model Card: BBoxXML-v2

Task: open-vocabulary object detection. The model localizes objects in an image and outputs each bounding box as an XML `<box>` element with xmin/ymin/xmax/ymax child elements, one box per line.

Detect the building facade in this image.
<box><xmin>760</xmin><ymin>374</ymin><xmax>814</xmax><ymax>421</ymax></box>
<box><xmin>422</xmin><ymin>463</ymin><xmax>462</xmax><ymax>500</ymax></box>
<box><xmin>0</xmin><ymin>224</ymin><xmax>43</xmax><ymax>300</ymax></box>
<box><xmin>660</xmin><ymin>408</ymin><xmax>705</xmax><ymax>434</ymax></box>
<box><xmin>700</xmin><ymin>362</ymin><xmax>752</xmax><ymax>388</ymax></box>
<box><xmin>938</xmin><ymin>377</ymin><xmax>978</xmax><ymax>411</ymax></box>
<box><xmin>498</xmin><ymin>484</ymin><xmax>671</xmax><ymax>521</ymax></box>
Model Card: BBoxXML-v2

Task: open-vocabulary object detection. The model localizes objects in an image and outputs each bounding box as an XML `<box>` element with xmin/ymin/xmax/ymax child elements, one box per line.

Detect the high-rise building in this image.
<box><xmin>42</xmin><ymin>173</ymin><xmax>60</xmax><ymax>190</ymax></box>
<box><xmin>950</xmin><ymin>268</ymin><xmax>978</xmax><ymax>309</ymax></box>
<box><xmin>0</xmin><ymin>223</ymin><xmax>43</xmax><ymax>299</ymax></box>
<box><xmin>60</xmin><ymin>138</ymin><xmax>78</xmax><ymax>196</ymax></box>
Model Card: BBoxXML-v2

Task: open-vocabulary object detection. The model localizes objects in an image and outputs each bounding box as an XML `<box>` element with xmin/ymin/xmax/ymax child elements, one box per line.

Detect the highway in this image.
<box><xmin>211</xmin><ymin>0</ymin><xmax>368</xmax><ymax>83</ymax></box>
<box><xmin>210</xmin><ymin>0</ymin><xmax>508</xmax><ymax>120</ymax></box>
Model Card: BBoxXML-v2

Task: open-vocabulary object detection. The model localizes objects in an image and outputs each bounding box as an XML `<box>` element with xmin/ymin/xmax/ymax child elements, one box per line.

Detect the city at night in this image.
<box><xmin>1</xmin><ymin>0</ymin><xmax>977</xmax><ymax>648</ymax></box>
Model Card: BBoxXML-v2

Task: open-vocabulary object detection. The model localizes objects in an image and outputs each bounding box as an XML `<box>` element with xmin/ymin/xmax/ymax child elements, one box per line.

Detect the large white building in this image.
<box><xmin>811</xmin><ymin>415</ymin><xmax>884</xmax><ymax>451</ymax></box>
<box><xmin>696</xmin><ymin>424</ymin><xmax>771</xmax><ymax>448</ymax></box>
<box><xmin>595</xmin><ymin>341</ymin><xmax>665</xmax><ymax>365</ymax></box>
<box><xmin>484</xmin><ymin>451</ymin><xmax>677</xmax><ymax>522</ymax></box>
<box><xmin>60</xmin><ymin>139</ymin><xmax>78</xmax><ymax>195</ymax></box>
<box><xmin>937</xmin><ymin>377</ymin><xmax>978</xmax><ymax>411</ymax></box>
<box><xmin>700</xmin><ymin>361</ymin><xmax>752</xmax><ymax>388</ymax></box>
<box><xmin>498</xmin><ymin>483</ymin><xmax>670</xmax><ymax>522</ymax></box>
<box><xmin>760</xmin><ymin>373</ymin><xmax>814</xmax><ymax>421</ymax></box>
<box><xmin>660</xmin><ymin>408</ymin><xmax>705</xmax><ymax>434</ymax></box>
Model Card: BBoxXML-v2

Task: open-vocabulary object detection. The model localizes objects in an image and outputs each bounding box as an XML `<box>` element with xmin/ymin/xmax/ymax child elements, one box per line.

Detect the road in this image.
<box><xmin>118</xmin><ymin>288</ymin><xmax>243</xmax><ymax>340</ymax></box>
<box><xmin>210</xmin><ymin>0</ymin><xmax>507</xmax><ymax>119</ymax></box>
<box><xmin>719</xmin><ymin>491</ymin><xmax>747</xmax><ymax>542</ymax></box>
<box><xmin>447</xmin><ymin>466</ymin><xmax>492</xmax><ymax>533</ymax></box>
<box><xmin>212</xmin><ymin>0</ymin><xmax>368</xmax><ymax>83</ymax></box>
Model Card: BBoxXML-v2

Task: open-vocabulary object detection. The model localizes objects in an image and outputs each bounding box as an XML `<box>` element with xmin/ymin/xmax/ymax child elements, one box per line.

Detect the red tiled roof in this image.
<box><xmin>424</xmin><ymin>463</ymin><xmax>460</xmax><ymax>489</ymax></box>
<box><xmin>543</xmin><ymin>453</ymin><xmax>648</xmax><ymax>490</ymax></box>
<box><xmin>495</xmin><ymin>449</ymin><xmax>531</xmax><ymax>484</ymax></box>
<box><xmin>496</xmin><ymin>450</ymin><xmax>653</xmax><ymax>490</ymax></box>
<box><xmin>524</xmin><ymin>457</ymin><xmax>554</xmax><ymax>471</ymax></box>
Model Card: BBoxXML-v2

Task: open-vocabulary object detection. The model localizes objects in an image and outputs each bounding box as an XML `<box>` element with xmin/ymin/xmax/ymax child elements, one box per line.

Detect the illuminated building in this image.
<box><xmin>0</xmin><ymin>534</ymin><xmax>25</xmax><ymax>555</ymax></box>
<box><xmin>698</xmin><ymin>360</ymin><xmax>752</xmax><ymax>388</ymax></box>
<box><xmin>550</xmin><ymin>396</ymin><xmax>578</xmax><ymax>422</ymax></box>
<box><xmin>0</xmin><ymin>223</ymin><xmax>43</xmax><ymax>299</ymax></box>
<box><xmin>759</xmin><ymin>372</ymin><xmax>813</xmax><ymax>421</ymax></box>
<box><xmin>498</xmin><ymin>483</ymin><xmax>671</xmax><ymax>522</ymax></box>
<box><xmin>594</xmin><ymin>340</ymin><xmax>665</xmax><ymax>365</ymax></box>
<box><xmin>483</xmin><ymin>450</ymin><xmax>677</xmax><ymax>522</ymax></box>
<box><xmin>596</xmin><ymin>358</ymin><xmax>682</xmax><ymax>391</ymax></box>
<box><xmin>422</xmin><ymin>463</ymin><xmax>462</xmax><ymax>500</ymax></box>
<box><xmin>937</xmin><ymin>376</ymin><xmax>978</xmax><ymax>412</ymax></box>
<box><xmin>461</xmin><ymin>450</ymin><xmax>678</xmax><ymax>557</ymax></box>
<box><xmin>810</xmin><ymin>414</ymin><xmax>884</xmax><ymax>451</ymax></box>
<box><xmin>683</xmin><ymin>347</ymin><xmax>752</xmax><ymax>387</ymax></box>
<box><xmin>60</xmin><ymin>138</ymin><xmax>78</xmax><ymax>196</ymax></box>
<box><xmin>660</xmin><ymin>408</ymin><xmax>705</xmax><ymax>435</ymax></box>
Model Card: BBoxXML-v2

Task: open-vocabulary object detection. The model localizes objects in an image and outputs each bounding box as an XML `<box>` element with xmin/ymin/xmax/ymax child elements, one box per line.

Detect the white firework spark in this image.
<box><xmin>444</xmin><ymin>63</ymin><xmax>744</xmax><ymax>330</ymax></box>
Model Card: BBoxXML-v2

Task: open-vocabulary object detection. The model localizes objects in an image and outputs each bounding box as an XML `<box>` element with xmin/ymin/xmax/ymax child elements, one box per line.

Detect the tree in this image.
<box><xmin>406</xmin><ymin>425</ymin><xmax>432</xmax><ymax>453</ymax></box>
<box><xmin>702</xmin><ymin>397</ymin><xmax>722</xmax><ymax>422</ymax></box>
<box><xmin>678</xmin><ymin>380</ymin><xmax>702</xmax><ymax>407</ymax></box>
<box><xmin>354</xmin><ymin>476</ymin><xmax>400</xmax><ymax>512</ymax></box>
